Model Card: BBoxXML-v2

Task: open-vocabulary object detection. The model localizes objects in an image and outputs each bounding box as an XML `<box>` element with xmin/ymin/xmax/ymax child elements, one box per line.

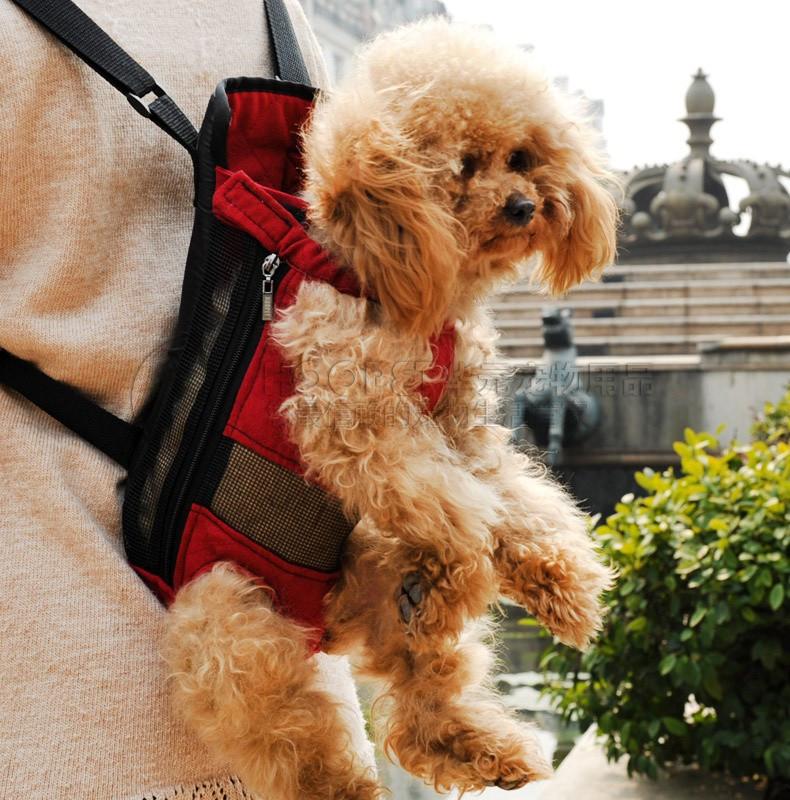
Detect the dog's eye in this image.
<box><xmin>460</xmin><ymin>154</ymin><xmax>478</xmax><ymax>179</ymax></box>
<box><xmin>507</xmin><ymin>149</ymin><xmax>533</xmax><ymax>173</ymax></box>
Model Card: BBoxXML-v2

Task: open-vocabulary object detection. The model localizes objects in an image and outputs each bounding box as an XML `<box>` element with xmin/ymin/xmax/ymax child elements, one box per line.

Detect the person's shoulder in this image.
<box><xmin>0</xmin><ymin>2</ymin><xmax>45</xmax><ymax>34</ymax></box>
<box><xmin>281</xmin><ymin>0</ymin><xmax>330</xmax><ymax>90</ymax></box>
<box><xmin>0</xmin><ymin>5</ymin><xmax>43</xmax><ymax>81</ymax></box>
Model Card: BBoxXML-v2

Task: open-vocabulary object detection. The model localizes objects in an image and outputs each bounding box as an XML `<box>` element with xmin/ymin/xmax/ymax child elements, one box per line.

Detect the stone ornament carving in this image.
<box><xmin>617</xmin><ymin>70</ymin><xmax>789</xmax><ymax>262</ymax></box>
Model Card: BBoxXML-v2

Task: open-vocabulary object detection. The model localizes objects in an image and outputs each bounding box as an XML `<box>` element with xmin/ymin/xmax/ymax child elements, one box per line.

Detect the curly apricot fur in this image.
<box><xmin>166</xmin><ymin>18</ymin><xmax>617</xmax><ymax>798</ymax></box>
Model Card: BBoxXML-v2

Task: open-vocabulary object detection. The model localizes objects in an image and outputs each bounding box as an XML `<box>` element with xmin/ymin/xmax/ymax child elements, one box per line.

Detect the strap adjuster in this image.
<box><xmin>126</xmin><ymin>85</ymin><xmax>165</xmax><ymax>119</ymax></box>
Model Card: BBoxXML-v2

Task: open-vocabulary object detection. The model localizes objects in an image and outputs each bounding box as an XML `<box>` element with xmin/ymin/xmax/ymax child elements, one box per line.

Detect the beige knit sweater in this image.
<box><xmin>0</xmin><ymin>2</ymin><xmax>374</xmax><ymax>798</ymax></box>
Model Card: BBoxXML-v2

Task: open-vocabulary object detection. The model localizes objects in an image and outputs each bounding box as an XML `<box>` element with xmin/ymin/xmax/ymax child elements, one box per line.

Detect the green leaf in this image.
<box><xmin>703</xmin><ymin>670</ymin><xmax>724</xmax><ymax>700</ymax></box>
<box><xmin>769</xmin><ymin>583</ymin><xmax>785</xmax><ymax>611</ymax></box>
<box><xmin>598</xmin><ymin>712</ymin><xmax>614</xmax><ymax>733</ymax></box>
<box><xmin>620</xmin><ymin>578</ymin><xmax>636</xmax><ymax>596</ymax></box>
<box><xmin>673</xmin><ymin>441</ymin><xmax>690</xmax><ymax>458</ymax></box>
<box><xmin>662</xmin><ymin>717</ymin><xmax>688</xmax><ymax>736</ymax></box>
<box><xmin>620</xmin><ymin>721</ymin><xmax>632</xmax><ymax>745</ymax></box>
<box><xmin>680</xmin><ymin>658</ymin><xmax>702</xmax><ymax>688</ymax></box>
<box><xmin>757</xmin><ymin>568</ymin><xmax>773</xmax><ymax>588</ymax></box>
<box><xmin>635</xmin><ymin>471</ymin><xmax>655</xmax><ymax>491</ymax></box>
<box><xmin>752</xmin><ymin>638</ymin><xmax>782</xmax><ymax>670</ymax></box>
<box><xmin>627</xmin><ymin>616</ymin><xmax>647</xmax><ymax>633</ymax></box>
<box><xmin>690</xmin><ymin>606</ymin><xmax>707</xmax><ymax>627</ymax></box>
<box><xmin>659</xmin><ymin>654</ymin><xmax>677</xmax><ymax>675</ymax></box>
<box><xmin>715</xmin><ymin>601</ymin><xmax>731</xmax><ymax>624</ymax></box>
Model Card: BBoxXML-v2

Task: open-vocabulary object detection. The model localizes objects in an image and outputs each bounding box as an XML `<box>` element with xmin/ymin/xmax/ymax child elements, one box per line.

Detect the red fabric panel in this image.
<box><xmin>133</xmin><ymin>566</ymin><xmax>175</xmax><ymax>606</ymax></box>
<box><xmin>214</xmin><ymin>169</ymin><xmax>456</xmax><ymax>461</ymax></box>
<box><xmin>213</xmin><ymin>169</ymin><xmax>360</xmax><ymax>296</ymax></box>
<box><xmin>174</xmin><ymin>504</ymin><xmax>337</xmax><ymax>648</ymax></box>
<box><xmin>225</xmin><ymin>91</ymin><xmax>313</xmax><ymax>194</ymax></box>
<box><xmin>421</xmin><ymin>324</ymin><xmax>457</xmax><ymax>413</ymax></box>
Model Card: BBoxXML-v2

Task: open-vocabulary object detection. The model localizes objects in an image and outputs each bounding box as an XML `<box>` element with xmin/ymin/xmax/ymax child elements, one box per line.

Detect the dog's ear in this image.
<box><xmin>535</xmin><ymin>163</ymin><xmax>619</xmax><ymax>294</ymax></box>
<box><xmin>306</xmin><ymin>116</ymin><xmax>461</xmax><ymax>338</ymax></box>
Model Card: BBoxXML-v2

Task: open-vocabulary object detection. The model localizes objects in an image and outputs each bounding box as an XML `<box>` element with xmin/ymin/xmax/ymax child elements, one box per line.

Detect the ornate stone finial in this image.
<box><xmin>685</xmin><ymin>68</ymin><xmax>715</xmax><ymax>114</ymax></box>
<box><xmin>616</xmin><ymin>69</ymin><xmax>790</xmax><ymax>263</ymax></box>
<box><xmin>681</xmin><ymin>68</ymin><xmax>720</xmax><ymax>158</ymax></box>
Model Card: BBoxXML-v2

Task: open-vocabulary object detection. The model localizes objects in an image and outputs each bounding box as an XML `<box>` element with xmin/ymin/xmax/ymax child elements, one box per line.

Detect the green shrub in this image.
<box><xmin>542</xmin><ymin>399</ymin><xmax>790</xmax><ymax>781</ymax></box>
<box><xmin>753</xmin><ymin>384</ymin><xmax>790</xmax><ymax>444</ymax></box>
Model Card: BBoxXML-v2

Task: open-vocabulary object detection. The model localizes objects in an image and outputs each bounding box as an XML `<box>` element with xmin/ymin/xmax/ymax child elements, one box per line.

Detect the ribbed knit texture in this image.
<box><xmin>0</xmin><ymin>2</ymin><xmax>374</xmax><ymax>798</ymax></box>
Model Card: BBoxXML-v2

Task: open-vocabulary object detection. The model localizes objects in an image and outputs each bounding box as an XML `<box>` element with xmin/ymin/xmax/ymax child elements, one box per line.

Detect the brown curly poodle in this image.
<box><xmin>163</xmin><ymin>17</ymin><xmax>618</xmax><ymax>800</ymax></box>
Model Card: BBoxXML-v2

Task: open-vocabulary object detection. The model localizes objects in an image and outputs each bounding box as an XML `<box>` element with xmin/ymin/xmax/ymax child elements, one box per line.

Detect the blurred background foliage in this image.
<box><xmin>540</xmin><ymin>387</ymin><xmax>790</xmax><ymax>784</ymax></box>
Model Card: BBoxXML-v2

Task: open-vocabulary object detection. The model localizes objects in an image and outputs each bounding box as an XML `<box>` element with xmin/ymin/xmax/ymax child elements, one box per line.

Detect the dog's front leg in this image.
<box><xmin>437</xmin><ymin>318</ymin><xmax>612</xmax><ymax>650</ymax></box>
<box><xmin>382</xmin><ymin>629</ymin><xmax>553</xmax><ymax>792</ymax></box>
<box><xmin>163</xmin><ymin>564</ymin><xmax>382</xmax><ymax>800</ymax></box>
<box><xmin>291</xmin><ymin>397</ymin><xmax>500</xmax><ymax>637</ymax></box>
<box><xmin>284</xmin><ymin>392</ymin><xmax>500</xmax><ymax>638</ymax></box>
<box><xmin>455</xmin><ymin>423</ymin><xmax>613</xmax><ymax>650</ymax></box>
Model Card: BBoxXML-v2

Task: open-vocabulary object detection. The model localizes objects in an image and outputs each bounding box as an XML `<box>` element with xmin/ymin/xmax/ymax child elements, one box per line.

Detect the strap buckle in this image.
<box><xmin>126</xmin><ymin>85</ymin><xmax>165</xmax><ymax>119</ymax></box>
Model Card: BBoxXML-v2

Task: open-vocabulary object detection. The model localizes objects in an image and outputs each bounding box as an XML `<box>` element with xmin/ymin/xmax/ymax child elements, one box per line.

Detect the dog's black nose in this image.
<box><xmin>503</xmin><ymin>193</ymin><xmax>536</xmax><ymax>226</ymax></box>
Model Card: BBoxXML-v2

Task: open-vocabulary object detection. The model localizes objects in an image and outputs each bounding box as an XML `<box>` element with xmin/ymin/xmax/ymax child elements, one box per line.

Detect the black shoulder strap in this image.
<box><xmin>264</xmin><ymin>0</ymin><xmax>310</xmax><ymax>84</ymax></box>
<box><xmin>2</xmin><ymin>0</ymin><xmax>310</xmax><ymax>467</ymax></box>
<box><xmin>0</xmin><ymin>349</ymin><xmax>140</xmax><ymax>468</ymax></box>
<box><xmin>9</xmin><ymin>0</ymin><xmax>312</xmax><ymax>154</ymax></box>
<box><xmin>10</xmin><ymin>0</ymin><xmax>199</xmax><ymax>154</ymax></box>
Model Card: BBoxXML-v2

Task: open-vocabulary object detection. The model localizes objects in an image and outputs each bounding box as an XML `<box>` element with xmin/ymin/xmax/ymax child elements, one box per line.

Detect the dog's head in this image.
<box><xmin>303</xmin><ymin>18</ymin><xmax>618</xmax><ymax>338</ymax></box>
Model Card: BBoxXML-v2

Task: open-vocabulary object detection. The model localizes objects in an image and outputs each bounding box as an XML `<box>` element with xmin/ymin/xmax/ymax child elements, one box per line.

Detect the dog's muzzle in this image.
<box><xmin>503</xmin><ymin>192</ymin><xmax>536</xmax><ymax>226</ymax></box>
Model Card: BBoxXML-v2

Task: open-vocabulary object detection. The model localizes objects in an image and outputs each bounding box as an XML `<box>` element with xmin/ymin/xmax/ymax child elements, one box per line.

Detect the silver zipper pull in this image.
<box><xmin>261</xmin><ymin>253</ymin><xmax>281</xmax><ymax>321</ymax></box>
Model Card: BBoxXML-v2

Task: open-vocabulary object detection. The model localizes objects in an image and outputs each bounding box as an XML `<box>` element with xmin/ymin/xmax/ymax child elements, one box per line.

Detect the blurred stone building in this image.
<box><xmin>505</xmin><ymin>71</ymin><xmax>790</xmax><ymax>514</ymax></box>
<box><xmin>298</xmin><ymin>0</ymin><xmax>447</xmax><ymax>82</ymax></box>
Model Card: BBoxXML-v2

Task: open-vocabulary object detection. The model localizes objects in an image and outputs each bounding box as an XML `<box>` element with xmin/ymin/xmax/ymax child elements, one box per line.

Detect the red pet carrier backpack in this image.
<box><xmin>0</xmin><ymin>0</ymin><xmax>455</xmax><ymax>643</ymax></box>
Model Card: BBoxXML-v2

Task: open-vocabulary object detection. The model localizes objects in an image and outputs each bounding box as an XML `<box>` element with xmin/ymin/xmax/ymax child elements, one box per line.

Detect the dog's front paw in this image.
<box><xmin>496</xmin><ymin>540</ymin><xmax>613</xmax><ymax>650</ymax></box>
<box><xmin>389</xmin><ymin>703</ymin><xmax>552</xmax><ymax>793</ymax></box>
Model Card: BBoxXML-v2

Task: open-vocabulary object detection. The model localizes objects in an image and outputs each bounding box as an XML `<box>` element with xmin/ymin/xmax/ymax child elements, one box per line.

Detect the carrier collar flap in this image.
<box><xmin>213</xmin><ymin>169</ymin><xmax>360</xmax><ymax>297</ymax></box>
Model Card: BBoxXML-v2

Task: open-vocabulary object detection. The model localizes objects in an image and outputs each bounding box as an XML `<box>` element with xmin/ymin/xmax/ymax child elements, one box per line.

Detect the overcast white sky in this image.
<box><xmin>443</xmin><ymin>0</ymin><xmax>790</xmax><ymax>173</ymax></box>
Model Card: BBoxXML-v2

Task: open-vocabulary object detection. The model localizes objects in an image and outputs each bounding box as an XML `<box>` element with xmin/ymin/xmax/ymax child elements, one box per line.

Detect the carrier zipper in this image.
<box><xmin>261</xmin><ymin>253</ymin><xmax>282</xmax><ymax>321</ymax></box>
<box><xmin>161</xmin><ymin>247</ymin><xmax>286</xmax><ymax>578</ymax></box>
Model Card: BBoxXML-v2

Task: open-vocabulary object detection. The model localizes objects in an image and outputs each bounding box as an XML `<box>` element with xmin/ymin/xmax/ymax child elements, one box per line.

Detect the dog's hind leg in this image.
<box><xmin>380</xmin><ymin>627</ymin><xmax>552</xmax><ymax>793</ymax></box>
<box><xmin>163</xmin><ymin>564</ymin><xmax>382</xmax><ymax>800</ymax></box>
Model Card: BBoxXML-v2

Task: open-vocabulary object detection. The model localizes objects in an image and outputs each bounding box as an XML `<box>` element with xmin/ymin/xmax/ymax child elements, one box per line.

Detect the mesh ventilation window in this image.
<box><xmin>210</xmin><ymin>439</ymin><xmax>355</xmax><ymax>573</ymax></box>
<box><xmin>124</xmin><ymin>220</ymin><xmax>258</xmax><ymax>574</ymax></box>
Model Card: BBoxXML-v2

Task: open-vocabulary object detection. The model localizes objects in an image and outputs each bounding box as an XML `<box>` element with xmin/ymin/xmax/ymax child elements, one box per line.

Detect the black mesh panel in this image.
<box><xmin>136</xmin><ymin>268</ymin><xmax>233</xmax><ymax>534</ymax></box>
<box><xmin>123</xmin><ymin>217</ymin><xmax>259</xmax><ymax>576</ymax></box>
<box><xmin>209</xmin><ymin>439</ymin><xmax>355</xmax><ymax>573</ymax></box>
